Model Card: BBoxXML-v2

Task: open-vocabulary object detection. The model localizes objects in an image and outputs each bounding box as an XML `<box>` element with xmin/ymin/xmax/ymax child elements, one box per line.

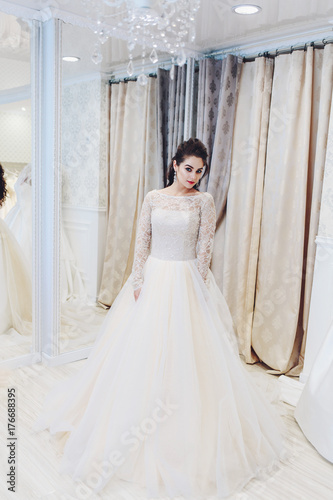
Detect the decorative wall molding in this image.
<box><xmin>62</xmin><ymin>203</ymin><xmax>107</xmax><ymax>212</ymax></box>
<box><xmin>62</xmin><ymin>72</ymin><xmax>103</xmax><ymax>87</ymax></box>
<box><xmin>62</xmin><ymin>205</ymin><xmax>107</xmax><ymax>302</ymax></box>
<box><xmin>0</xmin><ymin>0</ymin><xmax>42</xmax><ymax>20</ymax></box>
<box><xmin>207</xmin><ymin>23</ymin><xmax>333</xmax><ymax>59</ymax></box>
<box><xmin>0</xmin><ymin>85</ymin><xmax>31</xmax><ymax>104</ymax></box>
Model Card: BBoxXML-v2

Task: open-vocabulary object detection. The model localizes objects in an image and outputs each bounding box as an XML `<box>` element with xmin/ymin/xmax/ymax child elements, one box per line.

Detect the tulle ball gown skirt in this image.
<box><xmin>34</xmin><ymin>255</ymin><xmax>287</xmax><ymax>499</ymax></box>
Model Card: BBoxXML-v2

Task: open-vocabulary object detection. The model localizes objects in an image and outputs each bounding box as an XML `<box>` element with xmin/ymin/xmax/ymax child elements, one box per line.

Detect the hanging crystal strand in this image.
<box><xmin>94</xmin><ymin>6</ymin><xmax>105</xmax><ymax>35</ymax></box>
<box><xmin>150</xmin><ymin>47</ymin><xmax>158</xmax><ymax>64</ymax></box>
<box><xmin>98</xmin><ymin>28</ymin><xmax>108</xmax><ymax>45</ymax></box>
<box><xmin>189</xmin><ymin>16</ymin><xmax>196</xmax><ymax>44</ymax></box>
<box><xmin>176</xmin><ymin>48</ymin><xmax>186</xmax><ymax>66</ymax></box>
<box><xmin>127</xmin><ymin>55</ymin><xmax>134</xmax><ymax>77</ymax></box>
<box><xmin>138</xmin><ymin>28</ymin><xmax>148</xmax><ymax>86</ymax></box>
<box><xmin>92</xmin><ymin>5</ymin><xmax>104</xmax><ymax>65</ymax></box>
<box><xmin>92</xmin><ymin>41</ymin><xmax>103</xmax><ymax>65</ymax></box>
<box><xmin>170</xmin><ymin>57</ymin><xmax>175</xmax><ymax>81</ymax></box>
<box><xmin>127</xmin><ymin>24</ymin><xmax>135</xmax><ymax>77</ymax></box>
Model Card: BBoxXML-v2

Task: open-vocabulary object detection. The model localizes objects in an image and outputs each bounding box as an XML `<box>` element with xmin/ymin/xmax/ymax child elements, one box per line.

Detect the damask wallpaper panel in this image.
<box><xmin>61</xmin><ymin>77</ymin><xmax>109</xmax><ymax>209</ymax></box>
<box><xmin>0</xmin><ymin>110</ymin><xmax>31</xmax><ymax>163</ymax></box>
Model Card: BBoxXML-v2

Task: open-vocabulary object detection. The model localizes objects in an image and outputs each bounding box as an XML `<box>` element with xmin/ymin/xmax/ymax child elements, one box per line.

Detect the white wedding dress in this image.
<box><xmin>0</xmin><ymin>218</ymin><xmax>32</xmax><ymax>336</ymax></box>
<box><xmin>34</xmin><ymin>189</ymin><xmax>287</xmax><ymax>499</ymax></box>
<box><xmin>5</xmin><ymin>164</ymin><xmax>87</xmax><ymax>302</ymax></box>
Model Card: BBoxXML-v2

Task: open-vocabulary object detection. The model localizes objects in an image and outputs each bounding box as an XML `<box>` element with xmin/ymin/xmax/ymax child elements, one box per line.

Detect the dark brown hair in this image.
<box><xmin>0</xmin><ymin>163</ymin><xmax>7</xmax><ymax>207</ymax></box>
<box><xmin>166</xmin><ymin>138</ymin><xmax>209</xmax><ymax>190</ymax></box>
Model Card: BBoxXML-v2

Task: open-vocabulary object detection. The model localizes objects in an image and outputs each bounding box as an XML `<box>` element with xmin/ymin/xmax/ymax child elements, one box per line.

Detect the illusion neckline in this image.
<box><xmin>154</xmin><ymin>189</ymin><xmax>203</xmax><ymax>198</ymax></box>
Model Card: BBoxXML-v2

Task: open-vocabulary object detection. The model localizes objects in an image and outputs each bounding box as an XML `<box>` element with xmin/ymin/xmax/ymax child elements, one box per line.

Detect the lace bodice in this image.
<box><xmin>131</xmin><ymin>189</ymin><xmax>216</xmax><ymax>290</ymax></box>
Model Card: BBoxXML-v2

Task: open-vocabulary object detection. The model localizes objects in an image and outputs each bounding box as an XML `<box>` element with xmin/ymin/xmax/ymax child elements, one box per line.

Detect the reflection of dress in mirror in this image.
<box><xmin>0</xmin><ymin>163</ymin><xmax>32</xmax><ymax>337</ymax></box>
<box><xmin>34</xmin><ymin>140</ymin><xmax>288</xmax><ymax>499</ymax></box>
<box><xmin>5</xmin><ymin>163</ymin><xmax>86</xmax><ymax>302</ymax></box>
<box><xmin>0</xmin><ymin>169</ymin><xmax>17</xmax><ymax>219</ymax></box>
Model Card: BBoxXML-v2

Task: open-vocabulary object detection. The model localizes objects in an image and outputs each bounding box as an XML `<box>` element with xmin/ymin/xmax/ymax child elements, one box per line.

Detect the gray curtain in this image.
<box><xmin>195</xmin><ymin>55</ymin><xmax>241</xmax><ymax>292</ymax></box>
<box><xmin>207</xmin><ymin>55</ymin><xmax>242</xmax><ymax>224</ymax></box>
<box><xmin>196</xmin><ymin>57</ymin><xmax>223</xmax><ymax>179</ymax></box>
<box><xmin>157</xmin><ymin>65</ymin><xmax>187</xmax><ymax>183</ymax></box>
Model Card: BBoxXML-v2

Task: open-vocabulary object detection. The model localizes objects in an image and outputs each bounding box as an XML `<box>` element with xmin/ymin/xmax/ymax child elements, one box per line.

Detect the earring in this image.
<box><xmin>173</xmin><ymin>170</ymin><xmax>177</xmax><ymax>183</ymax></box>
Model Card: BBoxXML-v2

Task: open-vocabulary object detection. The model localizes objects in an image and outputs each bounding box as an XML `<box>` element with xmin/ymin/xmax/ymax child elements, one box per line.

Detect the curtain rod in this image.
<box><xmin>109</xmin><ymin>63</ymin><xmax>200</xmax><ymax>85</ymax></box>
<box><xmin>109</xmin><ymin>73</ymin><xmax>157</xmax><ymax>84</ymax></box>
<box><xmin>205</xmin><ymin>35</ymin><xmax>333</xmax><ymax>62</ymax></box>
<box><xmin>109</xmin><ymin>36</ymin><xmax>333</xmax><ymax>83</ymax></box>
<box><xmin>240</xmin><ymin>37</ymin><xmax>333</xmax><ymax>62</ymax></box>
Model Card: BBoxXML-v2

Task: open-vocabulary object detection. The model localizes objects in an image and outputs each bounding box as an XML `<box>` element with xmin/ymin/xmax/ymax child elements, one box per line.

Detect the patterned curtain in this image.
<box><xmin>196</xmin><ymin>55</ymin><xmax>242</xmax><ymax>288</ymax></box>
<box><xmin>196</xmin><ymin>58</ymin><xmax>223</xmax><ymax>171</ymax></box>
<box><xmin>206</xmin><ymin>55</ymin><xmax>242</xmax><ymax>221</ymax></box>
<box><xmin>157</xmin><ymin>65</ymin><xmax>187</xmax><ymax>183</ymax></box>
<box><xmin>222</xmin><ymin>57</ymin><xmax>274</xmax><ymax>364</ymax></box>
<box><xmin>98</xmin><ymin>78</ymin><xmax>163</xmax><ymax>307</ymax></box>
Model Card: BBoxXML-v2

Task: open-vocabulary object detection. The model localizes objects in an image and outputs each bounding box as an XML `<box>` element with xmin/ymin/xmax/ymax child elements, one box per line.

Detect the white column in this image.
<box><xmin>40</xmin><ymin>18</ymin><xmax>62</xmax><ymax>358</ymax></box>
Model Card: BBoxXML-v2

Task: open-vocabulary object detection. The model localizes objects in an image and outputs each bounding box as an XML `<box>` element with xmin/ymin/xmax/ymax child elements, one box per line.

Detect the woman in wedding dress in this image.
<box><xmin>0</xmin><ymin>163</ymin><xmax>32</xmax><ymax>337</ymax></box>
<box><xmin>34</xmin><ymin>139</ymin><xmax>288</xmax><ymax>499</ymax></box>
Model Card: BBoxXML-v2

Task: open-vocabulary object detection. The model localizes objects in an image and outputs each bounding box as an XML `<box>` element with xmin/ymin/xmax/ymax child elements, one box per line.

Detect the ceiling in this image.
<box><xmin>5</xmin><ymin>0</ymin><xmax>333</xmax><ymax>54</ymax></box>
<box><xmin>1</xmin><ymin>0</ymin><xmax>333</xmax><ymax>93</ymax></box>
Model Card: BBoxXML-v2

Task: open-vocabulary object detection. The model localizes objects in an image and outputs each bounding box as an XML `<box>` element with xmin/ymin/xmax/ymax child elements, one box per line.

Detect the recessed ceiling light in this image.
<box><xmin>232</xmin><ymin>4</ymin><xmax>262</xmax><ymax>15</ymax></box>
<box><xmin>21</xmin><ymin>107</ymin><xmax>26</xmax><ymax>111</ymax></box>
<box><xmin>62</xmin><ymin>56</ymin><xmax>80</xmax><ymax>62</ymax></box>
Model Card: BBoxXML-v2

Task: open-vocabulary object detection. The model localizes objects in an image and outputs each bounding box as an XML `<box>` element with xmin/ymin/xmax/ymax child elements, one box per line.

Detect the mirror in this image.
<box><xmin>59</xmin><ymin>22</ymin><xmax>114</xmax><ymax>353</ymax></box>
<box><xmin>58</xmin><ymin>20</ymin><xmax>157</xmax><ymax>356</ymax></box>
<box><xmin>0</xmin><ymin>12</ymin><xmax>34</xmax><ymax>361</ymax></box>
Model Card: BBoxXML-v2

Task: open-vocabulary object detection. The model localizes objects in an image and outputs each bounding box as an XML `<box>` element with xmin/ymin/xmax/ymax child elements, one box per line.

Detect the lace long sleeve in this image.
<box><xmin>131</xmin><ymin>192</ymin><xmax>152</xmax><ymax>291</ymax></box>
<box><xmin>196</xmin><ymin>193</ymin><xmax>216</xmax><ymax>284</ymax></box>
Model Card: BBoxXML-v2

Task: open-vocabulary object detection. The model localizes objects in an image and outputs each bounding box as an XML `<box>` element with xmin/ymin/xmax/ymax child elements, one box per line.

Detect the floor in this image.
<box><xmin>0</xmin><ymin>359</ymin><xmax>332</xmax><ymax>500</ymax></box>
<box><xmin>0</xmin><ymin>303</ymin><xmax>107</xmax><ymax>360</ymax></box>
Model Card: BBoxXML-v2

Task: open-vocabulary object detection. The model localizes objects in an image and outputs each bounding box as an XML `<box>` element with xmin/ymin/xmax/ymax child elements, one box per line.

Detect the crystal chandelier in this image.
<box><xmin>83</xmin><ymin>0</ymin><xmax>201</xmax><ymax>84</ymax></box>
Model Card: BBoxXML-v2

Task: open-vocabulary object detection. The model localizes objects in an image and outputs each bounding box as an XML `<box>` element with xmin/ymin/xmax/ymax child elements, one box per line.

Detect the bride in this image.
<box><xmin>34</xmin><ymin>139</ymin><xmax>287</xmax><ymax>499</ymax></box>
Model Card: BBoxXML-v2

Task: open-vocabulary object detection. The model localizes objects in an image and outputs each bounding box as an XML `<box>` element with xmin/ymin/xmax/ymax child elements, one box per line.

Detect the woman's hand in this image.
<box><xmin>134</xmin><ymin>288</ymin><xmax>141</xmax><ymax>301</ymax></box>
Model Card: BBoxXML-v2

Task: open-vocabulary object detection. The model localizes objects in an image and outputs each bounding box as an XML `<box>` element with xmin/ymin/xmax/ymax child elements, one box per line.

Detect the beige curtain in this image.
<box><xmin>252</xmin><ymin>46</ymin><xmax>333</xmax><ymax>374</ymax></box>
<box><xmin>220</xmin><ymin>45</ymin><xmax>333</xmax><ymax>374</ymax></box>
<box><xmin>252</xmin><ymin>49</ymin><xmax>314</xmax><ymax>373</ymax></box>
<box><xmin>98</xmin><ymin>78</ymin><xmax>162</xmax><ymax>307</ymax></box>
<box><xmin>295</xmin><ymin>44</ymin><xmax>333</xmax><ymax>375</ymax></box>
<box><xmin>221</xmin><ymin>57</ymin><xmax>274</xmax><ymax>363</ymax></box>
